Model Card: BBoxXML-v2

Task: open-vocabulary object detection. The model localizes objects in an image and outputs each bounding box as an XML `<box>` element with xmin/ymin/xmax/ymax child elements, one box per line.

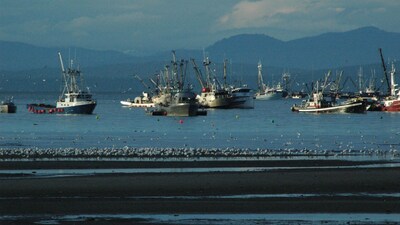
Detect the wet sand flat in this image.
<box><xmin>1</xmin><ymin>159</ymin><xmax>400</xmax><ymax>215</ymax></box>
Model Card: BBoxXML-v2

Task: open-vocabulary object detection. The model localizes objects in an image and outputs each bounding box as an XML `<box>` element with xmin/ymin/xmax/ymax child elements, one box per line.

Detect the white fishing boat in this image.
<box><xmin>120</xmin><ymin>92</ymin><xmax>155</xmax><ymax>108</ymax></box>
<box><xmin>27</xmin><ymin>52</ymin><xmax>96</xmax><ymax>114</ymax></box>
<box><xmin>291</xmin><ymin>92</ymin><xmax>366</xmax><ymax>113</ymax></box>
<box><xmin>254</xmin><ymin>61</ymin><xmax>287</xmax><ymax>100</ymax></box>
<box><xmin>291</xmin><ymin>73</ymin><xmax>366</xmax><ymax>113</ymax></box>
<box><xmin>191</xmin><ymin>57</ymin><xmax>232</xmax><ymax>108</ymax></box>
<box><xmin>222</xmin><ymin>59</ymin><xmax>254</xmax><ymax>108</ymax></box>
<box><xmin>229</xmin><ymin>86</ymin><xmax>254</xmax><ymax>108</ymax></box>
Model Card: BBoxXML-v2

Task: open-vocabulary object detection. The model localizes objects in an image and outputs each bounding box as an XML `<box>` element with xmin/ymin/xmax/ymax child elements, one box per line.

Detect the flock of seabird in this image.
<box><xmin>0</xmin><ymin>147</ymin><xmax>398</xmax><ymax>160</ymax></box>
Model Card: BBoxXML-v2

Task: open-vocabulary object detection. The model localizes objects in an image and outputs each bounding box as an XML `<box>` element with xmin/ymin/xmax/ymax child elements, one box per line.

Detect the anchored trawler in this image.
<box><xmin>221</xmin><ymin>59</ymin><xmax>254</xmax><ymax>108</ymax></box>
<box><xmin>121</xmin><ymin>75</ymin><xmax>156</xmax><ymax>108</ymax></box>
<box><xmin>291</xmin><ymin>72</ymin><xmax>366</xmax><ymax>113</ymax></box>
<box><xmin>191</xmin><ymin>57</ymin><xmax>232</xmax><ymax>108</ymax></box>
<box><xmin>145</xmin><ymin>51</ymin><xmax>206</xmax><ymax>116</ymax></box>
<box><xmin>27</xmin><ymin>52</ymin><xmax>96</xmax><ymax>114</ymax></box>
<box><xmin>120</xmin><ymin>92</ymin><xmax>155</xmax><ymax>108</ymax></box>
<box><xmin>254</xmin><ymin>61</ymin><xmax>288</xmax><ymax>100</ymax></box>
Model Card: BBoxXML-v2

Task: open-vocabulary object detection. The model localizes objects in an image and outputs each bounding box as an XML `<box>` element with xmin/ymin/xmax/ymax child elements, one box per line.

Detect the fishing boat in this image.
<box><xmin>380</xmin><ymin>62</ymin><xmax>400</xmax><ymax>112</ymax></box>
<box><xmin>290</xmin><ymin>91</ymin><xmax>307</xmax><ymax>99</ymax></box>
<box><xmin>291</xmin><ymin>92</ymin><xmax>366</xmax><ymax>113</ymax></box>
<box><xmin>0</xmin><ymin>97</ymin><xmax>16</xmax><ymax>113</ymax></box>
<box><xmin>148</xmin><ymin>89</ymin><xmax>205</xmax><ymax>116</ymax></box>
<box><xmin>257</xmin><ymin>84</ymin><xmax>287</xmax><ymax>100</ymax></box>
<box><xmin>196</xmin><ymin>87</ymin><xmax>231</xmax><ymax>108</ymax></box>
<box><xmin>27</xmin><ymin>52</ymin><xmax>96</xmax><ymax>114</ymax></box>
<box><xmin>147</xmin><ymin>51</ymin><xmax>206</xmax><ymax>116</ymax></box>
<box><xmin>191</xmin><ymin>58</ymin><xmax>232</xmax><ymax>108</ymax></box>
<box><xmin>381</xmin><ymin>95</ymin><xmax>400</xmax><ymax>112</ymax></box>
<box><xmin>291</xmin><ymin>73</ymin><xmax>366</xmax><ymax>113</ymax></box>
<box><xmin>121</xmin><ymin>74</ymin><xmax>156</xmax><ymax>108</ymax></box>
<box><xmin>254</xmin><ymin>62</ymin><xmax>288</xmax><ymax>100</ymax></box>
<box><xmin>229</xmin><ymin>86</ymin><xmax>254</xmax><ymax>108</ymax></box>
<box><xmin>356</xmin><ymin>67</ymin><xmax>380</xmax><ymax>100</ymax></box>
<box><xmin>221</xmin><ymin>59</ymin><xmax>254</xmax><ymax>108</ymax></box>
<box><xmin>120</xmin><ymin>92</ymin><xmax>155</xmax><ymax>108</ymax></box>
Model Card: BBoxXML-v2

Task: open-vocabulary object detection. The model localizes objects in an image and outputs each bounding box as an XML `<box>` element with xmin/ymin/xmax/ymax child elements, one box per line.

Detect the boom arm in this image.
<box><xmin>191</xmin><ymin>58</ymin><xmax>206</xmax><ymax>89</ymax></box>
<box><xmin>58</xmin><ymin>52</ymin><xmax>65</xmax><ymax>73</ymax></box>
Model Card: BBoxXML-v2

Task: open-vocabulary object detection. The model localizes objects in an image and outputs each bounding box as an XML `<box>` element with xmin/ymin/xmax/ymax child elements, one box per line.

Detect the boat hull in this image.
<box><xmin>292</xmin><ymin>102</ymin><xmax>366</xmax><ymax>113</ymax></box>
<box><xmin>168</xmin><ymin>103</ymin><xmax>199</xmax><ymax>116</ymax></box>
<box><xmin>381</xmin><ymin>100</ymin><xmax>400</xmax><ymax>112</ymax></box>
<box><xmin>27</xmin><ymin>102</ymin><xmax>96</xmax><ymax>114</ymax></box>
<box><xmin>120</xmin><ymin>101</ymin><xmax>155</xmax><ymax>108</ymax></box>
<box><xmin>58</xmin><ymin>103</ymin><xmax>96</xmax><ymax>114</ymax></box>
<box><xmin>230</xmin><ymin>88</ymin><xmax>254</xmax><ymax>108</ymax></box>
<box><xmin>229</xmin><ymin>96</ymin><xmax>254</xmax><ymax>108</ymax></box>
<box><xmin>0</xmin><ymin>103</ymin><xmax>17</xmax><ymax>113</ymax></box>
<box><xmin>150</xmin><ymin>103</ymin><xmax>200</xmax><ymax>117</ymax></box>
<box><xmin>255</xmin><ymin>91</ymin><xmax>287</xmax><ymax>100</ymax></box>
<box><xmin>197</xmin><ymin>92</ymin><xmax>232</xmax><ymax>108</ymax></box>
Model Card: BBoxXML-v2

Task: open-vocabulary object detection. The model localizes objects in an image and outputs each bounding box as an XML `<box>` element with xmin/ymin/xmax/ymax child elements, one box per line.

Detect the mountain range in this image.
<box><xmin>1</xmin><ymin>26</ymin><xmax>399</xmax><ymax>93</ymax></box>
<box><xmin>1</xmin><ymin>26</ymin><xmax>400</xmax><ymax>72</ymax></box>
<box><xmin>206</xmin><ymin>26</ymin><xmax>400</xmax><ymax>69</ymax></box>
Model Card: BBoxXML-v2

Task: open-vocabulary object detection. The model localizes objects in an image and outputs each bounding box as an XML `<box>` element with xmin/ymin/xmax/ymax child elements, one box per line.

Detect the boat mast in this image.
<box><xmin>257</xmin><ymin>61</ymin><xmax>264</xmax><ymax>92</ymax></box>
<box><xmin>223</xmin><ymin>59</ymin><xmax>227</xmax><ymax>88</ymax></box>
<box><xmin>379</xmin><ymin>48</ymin><xmax>391</xmax><ymax>96</ymax></box>
<box><xmin>358</xmin><ymin>67</ymin><xmax>363</xmax><ymax>94</ymax></box>
<box><xmin>368</xmin><ymin>69</ymin><xmax>376</xmax><ymax>92</ymax></box>
<box><xmin>164</xmin><ymin>65</ymin><xmax>170</xmax><ymax>93</ymax></box>
<box><xmin>70</xmin><ymin>60</ymin><xmax>80</xmax><ymax>94</ymax></box>
<box><xmin>58</xmin><ymin>52</ymin><xmax>69</xmax><ymax>98</ymax></box>
<box><xmin>179</xmin><ymin>59</ymin><xmax>187</xmax><ymax>90</ymax></box>
<box><xmin>203</xmin><ymin>57</ymin><xmax>212</xmax><ymax>88</ymax></box>
<box><xmin>390</xmin><ymin>62</ymin><xmax>397</xmax><ymax>97</ymax></box>
<box><xmin>321</xmin><ymin>70</ymin><xmax>331</xmax><ymax>93</ymax></box>
<box><xmin>171</xmin><ymin>50</ymin><xmax>180</xmax><ymax>89</ymax></box>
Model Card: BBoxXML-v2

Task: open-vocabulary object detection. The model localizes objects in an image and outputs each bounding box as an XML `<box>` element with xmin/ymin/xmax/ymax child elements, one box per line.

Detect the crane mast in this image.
<box><xmin>379</xmin><ymin>48</ymin><xmax>391</xmax><ymax>95</ymax></box>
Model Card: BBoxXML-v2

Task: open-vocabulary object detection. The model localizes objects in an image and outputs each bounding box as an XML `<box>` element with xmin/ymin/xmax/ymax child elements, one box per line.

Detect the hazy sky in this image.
<box><xmin>1</xmin><ymin>0</ymin><xmax>399</xmax><ymax>54</ymax></box>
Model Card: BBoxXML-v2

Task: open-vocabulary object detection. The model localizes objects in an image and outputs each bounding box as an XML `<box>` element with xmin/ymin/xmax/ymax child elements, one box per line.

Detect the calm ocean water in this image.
<box><xmin>1</xmin><ymin>91</ymin><xmax>399</xmax><ymax>152</ymax></box>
